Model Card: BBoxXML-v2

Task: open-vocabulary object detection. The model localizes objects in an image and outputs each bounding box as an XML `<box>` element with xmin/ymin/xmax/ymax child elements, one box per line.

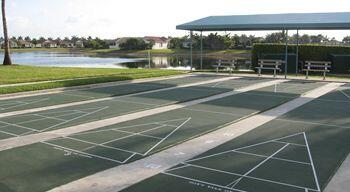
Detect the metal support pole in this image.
<box><xmin>284</xmin><ymin>30</ymin><xmax>289</xmax><ymax>79</ymax></box>
<box><xmin>148</xmin><ymin>50</ymin><xmax>151</xmax><ymax>68</ymax></box>
<box><xmin>200</xmin><ymin>31</ymin><xmax>203</xmax><ymax>70</ymax></box>
<box><xmin>296</xmin><ymin>29</ymin><xmax>299</xmax><ymax>76</ymax></box>
<box><xmin>190</xmin><ymin>31</ymin><xmax>193</xmax><ymax>72</ymax></box>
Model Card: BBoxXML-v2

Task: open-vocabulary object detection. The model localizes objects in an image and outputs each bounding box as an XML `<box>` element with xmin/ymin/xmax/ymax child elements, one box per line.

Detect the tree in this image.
<box><xmin>119</xmin><ymin>38</ymin><xmax>152</xmax><ymax>50</ymax></box>
<box><xmin>2</xmin><ymin>0</ymin><xmax>11</xmax><ymax>65</ymax></box>
<box><xmin>342</xmin><ymin>36</ymin><xmax>350</xmax><ymax>45</ymax></box>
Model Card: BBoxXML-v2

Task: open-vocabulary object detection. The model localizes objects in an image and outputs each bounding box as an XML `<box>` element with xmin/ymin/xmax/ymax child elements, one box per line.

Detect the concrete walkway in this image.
<box><xmin>49</xmin><ymin>82</ymin><xmax>343</xmax><ymax>192</ymax></box>
<box><xmin>0</xmin><ymin>74</ymin><xmax>191</xmax><ymax>100</ymax></box>
<box><xmin>0</xmin><ymin>79</ymin><xmax>286</xmax><ymax>152</ymax></box>
<box><xmin>325</xmin><ymin>154</ymin><xmax>350</xmax><ymax>192</ymax></box>
<box><xmin>0</xmin><ymin>76</ymin><xmax>238</xmax><ymax>118</ymax></box>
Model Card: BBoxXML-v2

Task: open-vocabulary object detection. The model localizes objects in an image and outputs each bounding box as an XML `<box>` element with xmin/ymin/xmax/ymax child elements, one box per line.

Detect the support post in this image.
<box><xmin>190</xmin><ymin>31</ymin><xmax>193</xmax><ymax>72</ymax></box>
<box><xmin>284</xmin><ymin>30</ymin><xmax>289</xmax><ymax>79</ymax></box>
<box><xmin>296</xmin><ymin>29</ymin><xmax>299</xmax><ymax>76</ymax></box>
<box><xmin>200</xmin><ymin>31</ymin><xmax>203</xmax><ymax>70</ymax></box>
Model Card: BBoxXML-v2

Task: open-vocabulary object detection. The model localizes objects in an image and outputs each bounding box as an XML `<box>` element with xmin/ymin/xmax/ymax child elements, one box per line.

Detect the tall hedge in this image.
<box><xmin>252</xmin><ymin>43</ymin><xmax>350</xmax><ymax>68</ymax></box>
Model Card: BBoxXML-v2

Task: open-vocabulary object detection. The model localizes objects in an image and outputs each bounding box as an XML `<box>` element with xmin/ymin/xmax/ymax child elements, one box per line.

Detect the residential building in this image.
<box><xmin>17</xmin><ymin>40</ymin><xmax>33</xmax><ymax>48</ymax></box>
<box><xmin>43</xmin><ymin>40</ymin><xmax>57</xmax><ymax>48</ymax></box>
<box><xmin>144</xmin><ymin>36</ymin><xmax>169</xmax><ymax>50</ymax></box>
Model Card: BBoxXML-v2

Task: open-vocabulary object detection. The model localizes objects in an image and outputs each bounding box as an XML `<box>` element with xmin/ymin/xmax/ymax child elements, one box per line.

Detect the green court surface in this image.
<box><xmin>0</xmin><ymin>74</ymin><xmax>222</xmax><ymax>113</ymax></box>
<box><xmin>122</xmin><ymin>84</ymin><xmax>350</xmax><ymax>192</ymax></box>
<box><xmin>0</xmin><ymin>77</ymin><xmax>270</xmax><ymax>140</ymax></box>
<box><xmin>0</xmin><ymin>80</ymin><xmax>325</xmax><ymax>192</ymax></box>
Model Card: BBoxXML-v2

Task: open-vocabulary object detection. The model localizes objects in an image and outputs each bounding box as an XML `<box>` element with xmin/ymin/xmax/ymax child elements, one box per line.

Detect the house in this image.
<box><xmin>17</xmin><ymin>40</ymin><xmax>33</xmax><ymax>48</ymax></box>
<box><xmin>113</xmin><ymin>37</ymin><xmax>133</xmax><ymax>49</ymax></box>
<box><xmin>42</xmin><ymin>40</ymin><xmax>57</xmax><ymax>48</ymax></box>
<box><xmin>103</xmin><ymin>39</ymin><xmax>118</xmax><ymax>49</ymax></box>
<box><xmin>144</xmin><ymin>36</ymin><xmax>169</xmax><ymax>50</ymax></box>
<box><xmin>75</xmin><ymin>40</ymin><xmax>84</xmax><ymax>48</ymax></box>
<box><xmin>0</xmin><ymin>40</ymin><xmax>18</xmax><ymax>48</ymax></box>
<box><xmin>34</xmin><ymin>43</ymin><xmax>42</xmax><ymax>48</ymax></box>
<box><xmin>59</xmin><ymin>41</ymin><xmax>74</xmax><ymax>48</ymax></box>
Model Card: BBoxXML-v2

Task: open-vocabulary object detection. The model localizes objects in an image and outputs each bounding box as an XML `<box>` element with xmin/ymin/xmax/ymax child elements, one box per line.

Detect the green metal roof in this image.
<box><xmin>176</xmin><ymin>12</ymin><xmax>350</xmax><ymax>31</ymax></box>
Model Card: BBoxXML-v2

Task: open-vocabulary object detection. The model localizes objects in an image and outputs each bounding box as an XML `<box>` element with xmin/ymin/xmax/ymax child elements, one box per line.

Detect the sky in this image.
<box><xmin>2</xmin><ymin>0</ymin><xmax>350</xmax><ymax>40</ymax></box>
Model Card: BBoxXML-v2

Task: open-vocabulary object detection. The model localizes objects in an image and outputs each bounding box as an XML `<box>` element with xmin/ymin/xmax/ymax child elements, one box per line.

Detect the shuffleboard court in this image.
<box><xmin>0</xmin><ymin>74</ymin><xmax>222</xmax><ymax>113</ymax></box>
<box><xmin>0</xmin><ymin>81</ymin><xmax>326</xmax><ymax>192</ymax></box>
<box><xmin>121</xmin><ymin>84</ymin><xmax>350</xmax><ymax>192</ymax></box>
<box><xmin>0</xmin><ymin>77</ymin><xmax>270</xmax><ymax>140</ymax></box>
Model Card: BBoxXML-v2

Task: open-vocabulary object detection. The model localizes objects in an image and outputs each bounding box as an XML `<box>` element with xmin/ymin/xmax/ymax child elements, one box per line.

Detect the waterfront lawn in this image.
<box><xmin>0</xmin><ymin>65</ymin><xmax>185</xmax><ymax>94</ymax></box>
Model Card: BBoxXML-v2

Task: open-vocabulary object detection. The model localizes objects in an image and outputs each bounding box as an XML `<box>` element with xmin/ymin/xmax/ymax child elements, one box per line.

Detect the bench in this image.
<box><xmin>303</xmin><ymin>61</ymin><xmax>331</xmax><ymax>80</ymax></box>
<box><xmin>256</xmin><ymin>59</ymin><xmax>283</xmax><ymax>78</ymax></box>
<box><xmin>213</xmin><ymin>59</ymin><xmax>236</xmax><ymax>75</ymax></box>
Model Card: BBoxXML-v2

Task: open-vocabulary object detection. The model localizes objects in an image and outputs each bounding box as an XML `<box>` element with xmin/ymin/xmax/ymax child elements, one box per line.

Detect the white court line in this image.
<box><xmin>187</xmin><ymin>132</ymin><xmax>307</xmax><ymax>163</ymax></box>
<box><xmin>0</xmin><ymin>120</ymin><xmax>40</xmax><ymax>132</ymax></box>
<box><xmin>22</xmin><ymin>106</ymin><xmax>110</xmax><ymax>135</ymax></box>
<box><xmin>112</xmin><ymin>129</ymin><xmax>163</xmax><ymax>140</ymax></box>
<box><xmin>59</xmin><ymin>92</ymin><xmax>96</xmax><ymax>99</ymax></box>
<box><xmin>33</xmin><ymin>114</ymin><xmax>66</xmax><ymax>121</ymax></box>
<box><xmin>67</xmin><ymin>117</ymin><xmax>190</xmax><ymax>136</ymax></box>
<box><xmin>315</xmin><ymin>98</ymin><xmax>350</xmax><ymax>104</ymax></box>
<box><xmin>227</xmin><ymin>144</ymin><xmax>290</xmax><ymax>188</ymax></box>
<box><xmin>143</xmin><ymin>117</ymin><xmax>191</xmax><ymax>156</ymax></box>
<box><xmin>339</xmin><ymin>89</ymin><xmax>350</xmax><ymax>101</ymax></box>
<box><xmin>276</xmin><ymin>118</ymin><xmax>350</xmax><ymax>130</ymax></box>
<box><xmin>46</xmin><ymin>118</ymin><xmax>189</xmax><ymax>163</ymax></box>
<box><xmin>50</xmin><ymin>136</ymin><xmax>142</xmax><ymax>155</ymax></box>
<box><xmin>178</xmin><ymin>162</ymin><xmax>319</xmax><ymax>192</ymax></box>
<box><xmin>80</xmin><ymin>125</ymin><xmax>166</xmax><ymax>152</ymax></box>
<box><xmin>0</xmin><ymin>98</ymin><xmax>49</xmax><ymax>111</ymax></box>
<box><xmin>111</xmin><ymin>99</ymin><xmax>160</xmax><ymax>106</ymax></box>
<box><xmin>42</xmin><ymin>141</ymin><xmax>126</xmax><ymax>164</ymax></box>
<box><xmin>231</xmin><ymin>150</ymin><xmax>311</xmax><ymax>165</ymax></box>
<box><xmin>211</xmin><ymin>81</ymin><xmax>224</xmax><ymax>88</ymax></box>
<box><xmin>272</xmin><ymin>140</ymin><xmax>307</xmax><ymax>147</ymax></box>
<box><xmin>181</xmin><ymin>107</ymin><xmax>242</xmax><ymax>117</ymax></box>
<box><xmin>162</xmin><ymin>172</ymin><xmax>248</xmax><ymax>192</ymax></box>
<box><xmin>0</xmin><ymin>110</ymin><xmax>85</xmax><ymax>130</ymax></box>
<box><xmin>304</xmin><ymin>132</ymin><xmax>321</xmax><ymax>192</ymax></box>
<box><xmin>0</xmin><ymin>130</ymin><xmax>18</xmax><ymax>137</ymax></box>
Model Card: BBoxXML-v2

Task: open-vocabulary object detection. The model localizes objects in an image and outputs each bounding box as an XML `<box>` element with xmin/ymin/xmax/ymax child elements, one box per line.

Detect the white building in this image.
<box><xmin>144</xmin><ymin>36</ymin><xmax>169</xmax><ymax>50</ymax></box>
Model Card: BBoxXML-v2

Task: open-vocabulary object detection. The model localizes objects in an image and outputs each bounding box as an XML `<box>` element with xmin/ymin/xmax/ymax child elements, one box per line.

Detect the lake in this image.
<box><xmin>0</xmin><ymin>51</ymin><xmax>253</xmax><ymax>71</ymax></box>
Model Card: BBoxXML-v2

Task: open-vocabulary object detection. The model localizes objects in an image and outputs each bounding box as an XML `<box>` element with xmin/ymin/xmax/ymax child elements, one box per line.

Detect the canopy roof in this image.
<box><xmin>176</xmin><ymin>12</ymin><xmax>350</xmax><ymax>31</ymax></box>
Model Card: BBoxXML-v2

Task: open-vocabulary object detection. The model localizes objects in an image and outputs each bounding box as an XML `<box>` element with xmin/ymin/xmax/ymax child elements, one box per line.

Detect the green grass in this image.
<box><xmin>0</xmin><ymin>65</ymin><xmax>185</xmax><ymax>94</ymax></box>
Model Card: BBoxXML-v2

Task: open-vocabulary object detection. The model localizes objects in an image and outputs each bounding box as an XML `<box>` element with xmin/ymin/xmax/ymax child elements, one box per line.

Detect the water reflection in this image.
<box><xmin>0</xmin><ymin>51</ymin><xmax>253</xmax><ymax>71</ymax></box>
<box><xmin>124</xmin><ymin>56</ymin><xmax>252</xmax><ymax>71</ymax></box>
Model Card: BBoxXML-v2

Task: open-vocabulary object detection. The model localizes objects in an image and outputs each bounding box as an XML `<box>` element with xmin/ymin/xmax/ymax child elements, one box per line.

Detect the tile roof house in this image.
<box><xmin>144</xmin><ymin>36</ymin><xmax>169</xmax><ymax>50</ymax></box>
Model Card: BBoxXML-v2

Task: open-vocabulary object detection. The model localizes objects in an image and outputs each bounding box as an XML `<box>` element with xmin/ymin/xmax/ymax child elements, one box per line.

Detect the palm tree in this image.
<box><xmin>2</xmin><ymin>0</ymin><xmax>12</xmax><ymax>65</ymax></box>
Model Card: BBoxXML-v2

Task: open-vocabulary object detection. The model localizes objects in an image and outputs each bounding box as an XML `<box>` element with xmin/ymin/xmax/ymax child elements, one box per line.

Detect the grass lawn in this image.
<box><xmin>0</xmin><ymin>65</ymin><xmax>185</xmax><ymax>94</ymax></box>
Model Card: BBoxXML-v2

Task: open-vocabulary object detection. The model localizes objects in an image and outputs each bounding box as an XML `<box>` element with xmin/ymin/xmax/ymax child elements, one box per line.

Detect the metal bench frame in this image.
<box><xmin>213</xmin><ymin>59</ymin><xmax>236</xmax><ymax>75</ymax></box>
<box><xmin>256</xmin><ymin>59</ymin><xmax>283</xmax><ymax>78</ymax></box>
<box><xmin>303</xmin><ymin>61</ymin><xmax>331</xmax><ymax>80</ymax></box>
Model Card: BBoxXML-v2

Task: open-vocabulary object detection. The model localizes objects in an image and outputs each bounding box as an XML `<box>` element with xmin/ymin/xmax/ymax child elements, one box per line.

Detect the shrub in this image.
<box><xmin>252</xmin><ymin>43</ymin><xmax>350</xmax><ymax>69</ymax></box>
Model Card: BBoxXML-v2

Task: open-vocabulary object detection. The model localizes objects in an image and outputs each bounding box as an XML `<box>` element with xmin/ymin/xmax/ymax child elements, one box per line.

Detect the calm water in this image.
<box><xmin>0</xmin><ymin>51</ymin><xmax>252</xmax><ymax>71</ymax></box>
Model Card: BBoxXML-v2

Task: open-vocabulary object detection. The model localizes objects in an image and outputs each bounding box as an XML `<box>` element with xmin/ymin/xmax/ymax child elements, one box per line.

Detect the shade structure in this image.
<box><xmin>177</xmin><ymin>12</ymin><xmax>350</xmax><ymax>78</ymax></box>
<box><xmin>177</xmin><ymin>12</ymin><xmax>350</xmax><ymax>31</ymax></box>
